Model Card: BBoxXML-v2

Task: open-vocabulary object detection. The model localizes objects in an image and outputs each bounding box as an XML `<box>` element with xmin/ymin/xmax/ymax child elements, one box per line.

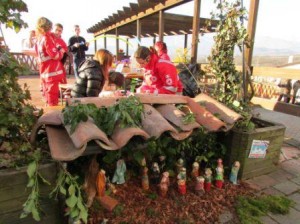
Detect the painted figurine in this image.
<box><xmin>159</xmin><ymin>171</ymin><xmax>170</xmax><ymax>197</ymax></box>
<box><xmin>158</xmin><ymin>155</ymin><xmax>166</xmax><ymax>172</ymax></box>
<box><xmin>96</xmin><ymin>169</ymin><xmax>106</xmax><ymax>197</ymax></box>
<box><xmin>177</xmin><ymin>179</ymin><xmax>186</xmax><ymax>195</ymax></box>
<box><xmin>142</xmin><ymin>166</ymin><xmax>150</xmax><ymax>190</ymax></box>
<box><xmin>217</xmin><ymin>158</ymin><xmax>223</xmax><ymax>169</ymax></box>
<box><xmin>195</xmin><ymin>176</ymin><xmax>205</xmax><ymax>195</ymax></box>
<box><xmin>204</xmin><ymin>168</ymin><xmax>212</xmax><ymax>192</ymax></box>
<box><xmin>177</xmin><ymin>167</ymin><xmax>187</xmax><ymax>181</ymax></box>
<box><xmin>151</xmin><ymin>162</ymin><xmax>161</xmax><ymax>185</ymax></box>
<box><xmin>215</xmin><ymin>166</ymin><xmax>224</xmax><ymax>189</ymax></box>
<box><xmin>112</xmin><ymin>159</ymin><xmax>126</xmax><ymax>184</ymax></box>
<box><xmin>191</xmin><ymin>161</ymin><xmax>200</xmax><ymax>179</ymax></box>
<box><xmin>175</xmin><ymin>158</ymin><xmax>184</xmax><ymax>174</ymax></box>
<box><xmin>229</xmin><ymin>161</ymin><xmax>240</xmax><ymax>185</ymax></box>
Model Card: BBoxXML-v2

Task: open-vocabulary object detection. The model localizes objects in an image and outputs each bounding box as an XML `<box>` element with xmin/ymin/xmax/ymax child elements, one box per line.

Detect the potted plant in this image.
<box><xmin>0</xmin><ymin>2</ymin><xmax>61</xmax><ymax>223</ymax></box>
<box><xmin>203</xmin><ymin>0</ymin><xmax>285</xmax><ymax>180</ymax></box>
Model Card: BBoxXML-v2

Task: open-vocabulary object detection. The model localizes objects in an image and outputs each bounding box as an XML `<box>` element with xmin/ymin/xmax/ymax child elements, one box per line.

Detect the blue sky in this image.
<box><xmin>1</xmin><ymin>0</ymin><xmax>299</xmax><ymax>56</ymax></box>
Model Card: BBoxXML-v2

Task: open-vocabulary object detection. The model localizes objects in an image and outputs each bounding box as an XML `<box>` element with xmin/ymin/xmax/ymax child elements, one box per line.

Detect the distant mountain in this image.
<box><xmin>253</xmin><ymin>36</ymin><xmax>300</xmax><ymax>55</ymax></box>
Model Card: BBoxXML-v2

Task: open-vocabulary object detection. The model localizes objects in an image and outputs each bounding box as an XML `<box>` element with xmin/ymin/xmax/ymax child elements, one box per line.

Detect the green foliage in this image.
<box><xmin>50</xmin><ymin>163</ymin><xmax>88</xmax><ymax>223</ymax></box>
<box><xmin>236</xmin><ymin>195</ymin><xmax>294</xmax><ymax>224</ymax></box>
<box><xmin>0</xmin><ymin>0</ymin><xmax>28</xmax><ymax>32</ymax></box>
<box><xmin>0</xmin><ymin>0</ymin><xmax>40</xmax><ymax>168</ymax></box>
<box><xmin>63</xmin><ymin>96</ymin><xmax>144</xmax><ymax>135</ymax></box>
<box><xmin>207</xmin><ymin>0</ymin><xmax>249</xmax><ymax>108</ymax></box>
<box><xmin>20</xmin><ymin>151</ymin><xmax>50</xmax><ymax>221</ymax></box>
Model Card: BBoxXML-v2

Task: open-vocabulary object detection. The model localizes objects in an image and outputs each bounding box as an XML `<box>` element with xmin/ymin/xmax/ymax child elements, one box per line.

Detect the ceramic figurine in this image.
<box><xmin>204</xmin><ymin>168</ymin><xmax>212</xmax><ymax>192</ymax></box>
<box><xmin>177</xmin><ymin>179</ymin><xmax>186</xmax><ymax>195</ymax></box>
<box><xmin>217</xmin><ymin>158</ymin><xmax>223</xmax><ymax>169</ymax></box>
<box><xmin>112</xmin><ymin>159</ymin><xmax>126</xmax><ymax>184</ymax></box>
<box><xmin>229</xmin><ymin>161</ymin><xmax>240</xmax><ymax>185</ymax></box>
<box><xmin>140</xmin><ymin>157</ymin><xmax>147</xmax><ymax>167</ymax></box>
<box><xmin>158</xmin><ymin>155</ymin><xmax>166</xmax><ymax>172</ymax></box>
<box><xmin>176</xmin><ymin>158</ymin><xmax>184</xmax><ymax>174</ymax></box>
<box><xmin>142</xmin><ymin>166</ymin><xmax>150</xmax><ymax>190</ymax></box>
<box><xmin>96</xmin><ymin>169</ymin><xmax>106</xmax><ymax>197</ymax></box>
<box><xmin>151</xmin><ymin>162</ymin><xmax>161</xmax><ymax>185</ymax></box>
<box><xmin>159</xmin><ymin>171</ymin><xmax>170</xmax><ymax>197</ymax></box>
<box><xmin>191</xmin><ymin>161</ymin><xmax>200</xmax><ymax>179</ymax></box>
<box><xmin>177</xmin><ymin>167</ymin><xmax>187</xmax><ymax>181</ymax></box>
<box><xmin>195</xmin><ymin>176</ymin><xmax>205</xmax><ymax>195</ymax></box>
<box><xmin>215</xmin><ymin>166</ymin><xmax>224</xmax><ymax>189</ymax></box>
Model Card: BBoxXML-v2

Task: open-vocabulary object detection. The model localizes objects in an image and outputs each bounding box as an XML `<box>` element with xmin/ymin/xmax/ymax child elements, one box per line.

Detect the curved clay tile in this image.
<box><xmin>141</xmin><ymin>104</ymin><xmax>178</xmax><ymax>138</ymax></box>
<box><xmin>46</xmin><ymin>126</ymin><xmax>86</xmax><ymax>161</ymax></box>
<box><xmin>64</xmin><ymin>118</ymin><xmax>112</xmax><ymax>150</ymax></box>
<box><xmin>169</xmin><ymin>130</ymin><xmax>194</xmax><ymax>141</ymax></box>
<box><xmin>155</xmin><ymin>104</ymin><xmax>200</xmax><ymax>131</ymax></box>
<box><xmin>194</xmin><ymin>94</ymin><xmax>242</xmax><ymax>124</ymax></box>
<box><xmin>111</xmin><ymin>126</ymin><xmax>150</xmax><ymax>148</ymax></box>
<box><xmin>186</xmin><ymin>97</ymin><xmax>226</xmax><ymax>131</ymax></box>
<box><xmin>30</xmin><ymin>110</ymin><xmax>63</xmax><ymax>144</ymax></box>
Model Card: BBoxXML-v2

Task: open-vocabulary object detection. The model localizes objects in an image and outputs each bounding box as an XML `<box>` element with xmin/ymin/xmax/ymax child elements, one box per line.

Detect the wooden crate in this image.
<box><xmin>223</xmin><ymin>118</ymin><xmax>286</xmax><ymax>180</ymax></box>
<box><xmin>0</xmin><ymin>163</ymin><xmax>62</xmax><ymax>224</ymax></box>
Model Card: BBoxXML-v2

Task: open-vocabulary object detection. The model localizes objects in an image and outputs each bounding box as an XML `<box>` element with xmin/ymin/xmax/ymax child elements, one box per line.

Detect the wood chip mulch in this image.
<box><xmin>88</xmin><ymin>178</ymin><xmax>256</xmax><ymax>224</ymax></box>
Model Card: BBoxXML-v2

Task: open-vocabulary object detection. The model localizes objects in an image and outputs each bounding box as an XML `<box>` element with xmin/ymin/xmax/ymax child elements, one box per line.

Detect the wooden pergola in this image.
<box><xmin>87</xmin><ymin>0</ymin><xmax>260</xmax><ymax>100</ymax></box>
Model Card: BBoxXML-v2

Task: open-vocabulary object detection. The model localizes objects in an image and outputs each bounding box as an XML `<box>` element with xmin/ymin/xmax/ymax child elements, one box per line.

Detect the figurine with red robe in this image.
<box><xmin>204</xmin><ymin>168</ymin><xmax>212</xmax><ymax>192</ymax></box>
<box><xmin>195</xmin><ymin>176</ymin><xmax>205</xmax><ymax>195</ymax></box>
<box><xmin>215</xmin><ymin>166</ymin><xmax>224</xmax><ymax>189</ymax></box>
<box><xmin>191</xmin><ymin>161</ymin><xmax>200</xmax><ymax>179</ymax></box>
<box><xmin>159</xmin><ymin>171</ymin><xmax>170</xmax><ymax>197</ymax></box>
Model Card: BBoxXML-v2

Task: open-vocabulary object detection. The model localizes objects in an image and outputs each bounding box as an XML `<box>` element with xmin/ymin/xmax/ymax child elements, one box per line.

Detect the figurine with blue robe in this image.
<box><xmin>229</xmin><ymin>161</ymin><xmax>240</xmax><ymax>185</ymax></box>
<box><xmin>112</xmin><ymin>159</ymin><xmax>126</xmax><ymax>184</ymax></box>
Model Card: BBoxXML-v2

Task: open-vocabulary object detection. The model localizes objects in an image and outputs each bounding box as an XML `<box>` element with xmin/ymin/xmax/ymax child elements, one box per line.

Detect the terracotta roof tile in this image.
<box><xmin>30</xmin><ymin>94</ymin><xmax>242</xmax><ymax>161</ymax></box>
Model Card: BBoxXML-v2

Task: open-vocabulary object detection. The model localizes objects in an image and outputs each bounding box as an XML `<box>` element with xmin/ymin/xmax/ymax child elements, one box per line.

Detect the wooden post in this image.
<box><xmin>137</xmin><ymin>19</ymin><xmax>141</xmax><ymax>47</ymax></box>
<box><xmin>126</xmin><ymin>38</ymin><xmax>129</xmax><ymax>56</ymax></box>
<box><xmin>94</xmin><ymin>39</ymin><xmax>97</xmax><ymax>53</ymax></box>
<box><xmin>184</xmin><ymin>34</ymin><xmax>188</xmax><ymax>49</ymax></box>
<box><xmin>191</xmin><ymin>0</ymin><xmax>201</xmax><ymax>64</ymax></box>
<box><xmin>159</xmin><ymin>10</ymin><xmax>164</xmax><ymax>41</ymax></box>
<box><xmin>116</xmin><ymin>28</ymin><xmax>119</xmax><ymax>58</ymax></box>
<box><xmin>244</xmin><ymin>0</ymin><xmax>260</xmax><ymax>99</ymax></box>
<box><xmin>104</xmin><ymin>34</ymin><xmax>107</xmax><ymax>49</ymax></box>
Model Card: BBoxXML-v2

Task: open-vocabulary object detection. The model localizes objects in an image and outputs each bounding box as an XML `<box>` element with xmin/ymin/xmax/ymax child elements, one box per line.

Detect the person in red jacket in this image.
<box><xmin>154</xmin><ymin>41</ymin><xmax>171</xmax><ymax>61</ymax></box>
<box><xmin>134</xmin><ymin>46</ymin><xmax>182</xmax><ymax>95</ymax></box>
<box><xmin>53</xmin><ymin>23</ymin><xmax>68</xmax><ymax>84</ymax></box>
<box><xmin>35</xmin><ymin>17</ymin><xmax>66</xmax><ymax>106</ymax></box>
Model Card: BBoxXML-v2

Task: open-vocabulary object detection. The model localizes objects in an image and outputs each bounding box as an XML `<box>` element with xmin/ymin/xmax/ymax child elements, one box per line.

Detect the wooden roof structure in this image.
<box><xmin>87</xmin><ymin>0</ymin><xmax>260</xmax><ymax>99</ymax></box>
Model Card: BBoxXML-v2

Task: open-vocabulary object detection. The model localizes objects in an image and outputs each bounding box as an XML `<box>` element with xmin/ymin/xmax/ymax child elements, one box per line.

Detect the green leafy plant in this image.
<box><xmin>50</xmin><ymin>163</ymin><xmax>88</xmax><ymax>223</ymax></box>
<box><xmin>0</xmin><ymin>1</ymin><xmax>42</xmax><ymax>168</ymax></box>
<box><xmin>236</xmin><ymin>195</ymin><xmax>294</xmax><ymax>224</ymax></box>
<box><xmin>207</xmin><ymin>0</ymin><xmax>249</xmax><ymax>107</ymax></box>
<box><xmin>20</xmin><ymin>151</ymin><xmax>50</xmax><ymax>221</ymax></box>
<box><xmin>63</xmin><ymin>96</ymin><xmax>144</xmax><ymax>135</ymax></box>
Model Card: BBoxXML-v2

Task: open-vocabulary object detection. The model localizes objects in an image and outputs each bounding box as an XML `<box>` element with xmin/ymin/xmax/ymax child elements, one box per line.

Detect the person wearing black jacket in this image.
<box><xmin>68</xmin><ymin>25</ymin><xmax>89</xmax><ymax>79</ymax></box>
<box><xmin>71</xmin><ymin>49</ymin><xmax>124</xmax><ymax>98</ymax></box>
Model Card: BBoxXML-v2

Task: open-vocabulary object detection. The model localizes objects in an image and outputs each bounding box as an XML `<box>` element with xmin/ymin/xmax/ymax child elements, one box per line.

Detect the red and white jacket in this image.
<box><xmin>35</xmin><ymin>32</ymin><xmax>65</xmax><ymax>81</ymax></box>
<box><xmin>138</xmin><ymin>54</ymin><xmax>183</xmax><ymax>94</ymax></box>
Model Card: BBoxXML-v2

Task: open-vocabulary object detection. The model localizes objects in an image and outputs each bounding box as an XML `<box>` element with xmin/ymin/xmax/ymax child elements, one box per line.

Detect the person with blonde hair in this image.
<box><xmin>35</xmin><ymin>17</ymin><xmax>66</xmax><ymax>106</ymax></box>
<box><xmin>71</xmin><ymin>49</ymin><xmax>118</xmax><ymax>97</ymax></box>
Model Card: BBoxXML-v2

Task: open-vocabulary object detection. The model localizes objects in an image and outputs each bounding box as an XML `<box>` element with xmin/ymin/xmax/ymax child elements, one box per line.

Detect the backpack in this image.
<box><xmin>178</xmin><ymin>63</ymin><xmax>201</xmax><ymax>98</ymax></box>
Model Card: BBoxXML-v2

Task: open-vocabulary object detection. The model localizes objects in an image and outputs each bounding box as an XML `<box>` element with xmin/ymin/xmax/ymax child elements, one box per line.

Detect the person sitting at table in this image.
<box><xmin>154</xmin><ymin>41</ymin><xmax>171</xmax><ymax>61</ymax></box>
<box><xmin>71</xmin><ymin>49</ymin><xmax>124</xmax><ymax>98</ymax></box>
<box><xmin>134</xmin><ymin>46</ymin><xmax>182</xmax><ymax>95</ymax></box>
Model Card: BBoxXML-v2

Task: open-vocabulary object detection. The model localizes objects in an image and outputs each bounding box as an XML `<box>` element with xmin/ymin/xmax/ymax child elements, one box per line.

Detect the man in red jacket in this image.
<box><xmin>134</xmin><ymin>46</ymin><xmax>182</xmax><ymax>95</ymax></box>
<box><xmin>53</xmin><ymin>23</ymin><xmax>68</xmax><ymax>84</ymax></box>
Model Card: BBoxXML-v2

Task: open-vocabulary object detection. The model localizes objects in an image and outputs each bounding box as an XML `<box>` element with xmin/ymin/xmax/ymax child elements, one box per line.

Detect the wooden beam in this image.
<box><xmin>116</xmin><ymin>28</ymin><xmax>119</xmax><ymax>57</ymax></box>
<box><xmin>93</xmin><ymin>0</ymin><xmax>192</xmax><ymax>37</ymax></box>
<box><xmin>137</xmin><ymin>19</ymin><xmax>141</xmax><ymax>46</ymax></box>
<box><xmin>191</xmin><ymin>0</ymin><xmax>201</xmax><ymax>64</ymax></box>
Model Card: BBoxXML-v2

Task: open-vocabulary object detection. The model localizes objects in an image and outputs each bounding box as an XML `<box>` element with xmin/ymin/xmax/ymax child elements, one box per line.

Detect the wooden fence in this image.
<box><xmin>11</xmin><ymin>52</ymin><xmax>94</xmax><ymax>75</ymax></box>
